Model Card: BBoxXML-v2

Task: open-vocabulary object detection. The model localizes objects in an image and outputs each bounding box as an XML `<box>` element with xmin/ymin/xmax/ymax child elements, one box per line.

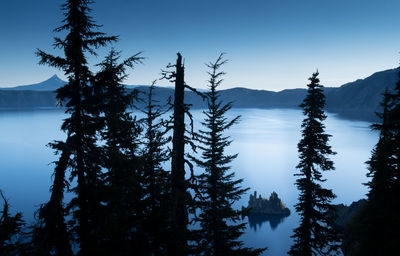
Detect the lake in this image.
<box><xmin>0</xmin><ymin>108</ymin><xmax>378</xmax><ymax>255</ymax></box>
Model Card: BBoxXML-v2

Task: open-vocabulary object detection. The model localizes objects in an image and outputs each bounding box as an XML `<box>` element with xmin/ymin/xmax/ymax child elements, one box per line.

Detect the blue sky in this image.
<box><xmin>0</xmin><ymin>0</ymin><xmax>399</xmax><ymax>90</ymax></box>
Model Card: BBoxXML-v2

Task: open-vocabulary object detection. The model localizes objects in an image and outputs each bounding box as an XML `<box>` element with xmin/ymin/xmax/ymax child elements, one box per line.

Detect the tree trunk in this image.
<box><xmin>48</xmin><ymin>136</ymin><xmax>73</xmax><ymax>256</ymax></box>
<box><xmin>170</xmin><ymin>53</ymin><xmax>188</xmax><ymax>255</ymax></box>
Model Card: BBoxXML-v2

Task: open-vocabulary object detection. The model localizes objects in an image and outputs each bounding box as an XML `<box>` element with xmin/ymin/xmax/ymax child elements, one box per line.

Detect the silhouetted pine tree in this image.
<box><xmin>164</xmin><ymin>53</ymin><xmax>189</xmax><ymax>255</ymax></box>
<box><xmin>0</xmin><ymin>190</ymin><xmax>24</xmax><ymax>256</ymax></box>
<box><xmin>349</xmin><ymin>67</ymin><xmax>400</xmax><ymax>255</ymax></box>
<box><xmin>190</xmin><ymin>54</ymin><xmax>264</xmax><ymax>256</ymax></box>
<box><xmin>35</xmin><ymin>0</ymin><xmax>116</xmax><ymax>254</ymax></box>
<box><xmin>389</xmin><ymin>68</ymin><xmax>400</xmax><ymax>212</ymax></box>
<box><xmin>140</xmin><ymin>83</ymin><xmax>172</xmax><ymax>254</ymax></box>
<box><xmin>161</xmin><ymin>53</ymin><xmax>204</xmax><ymax>255</ymax></box>
<box><xmin>366</xmin><ymin>90</ymin><xmax>396</xmax><ymax>208</ymax></box>
<box><xmin>389</xmin><ymin>67</ymin><xmax>400</xmax><ymax>247</ymax></box>
<box><xmin>30</xmin><ymin>139</ymin><xmax>73</xmax><ymax>256</ymax></box>
<box><xmin>288</xmin><ymin>71</ymin><xmax>340</xmax><ymax>256</ymax></box>
<box><xmin>350</xmin><ymin>91</ymin><xmax>398</xmax><ymax>255</ymax></box>
<box><xmin>92</xmin><ymin>49</ymin><xmax>144</xmax><ymax>255</ymax></box>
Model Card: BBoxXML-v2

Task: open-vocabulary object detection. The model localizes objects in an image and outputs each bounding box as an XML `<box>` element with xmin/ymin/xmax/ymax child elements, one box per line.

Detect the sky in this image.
<box><xmin>0</xmin><ymin>0</ymin><xmax>400</xmax><ymax>91</ymax></box>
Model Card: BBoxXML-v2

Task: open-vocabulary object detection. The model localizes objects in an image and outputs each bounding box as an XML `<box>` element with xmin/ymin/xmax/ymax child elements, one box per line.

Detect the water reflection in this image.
<box><xmin>0</xmin><ymin>108</ymin><xmax>377</xmax><ymax>256</ymax></box>
<box><xmin>248</xmin><ymin>213</ymin><xmax>289</xmax><ymax>231</ymax></box>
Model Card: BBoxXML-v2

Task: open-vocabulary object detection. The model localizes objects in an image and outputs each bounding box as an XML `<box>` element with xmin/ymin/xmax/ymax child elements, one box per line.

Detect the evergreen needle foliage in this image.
<box><xmin>289</xmin><ymin>71</ymin><xmax>340</xmax><ymax>256</ymax></box>
<box><xmin>4</xmin><ymin>1</ymin><xmax>399</xmax><ymax>254</ymax></box>
<box><xmin>166</xmin><ymin>53</ymin><xmax>189</xmax><ymax>255</ymax></box>
<box><xmin>92</xmin><ymin>49</ymin><xmax>144</xmax><ymax>255</ymax></box>
<box><xmin>35</xmin><ymin>0</ymin><xmax>116</xmax><ymax>254</ymax></box>
<box><xmin>0</xmin><ymin>190</ymin><xmax>24</xmax><ymax>256</ymax></box>
<box><xmin>162</xmin><ymin>53</ymin><xmax>203</xmax><ymax>255</ymax></box>
<box><xmin>349</xmin><ymin>69</ymin><xmax>400</xmax><ymax>255</ymax></box>
<box><xmin>140</xmin><ymin>83</ymin><xmax>172</xmax><ymax>254</ymax></box>
<box><xmin>190</xmin><ymin>54</ymin><xmax>264</xmax><ymax>256</ymax></box>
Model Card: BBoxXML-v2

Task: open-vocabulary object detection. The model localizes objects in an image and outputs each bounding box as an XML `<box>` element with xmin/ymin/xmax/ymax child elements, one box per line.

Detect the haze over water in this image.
<box><xmin>0</xmin><ymin>108</ymin><xmax>377</xmax><ymax>255</ymax></box>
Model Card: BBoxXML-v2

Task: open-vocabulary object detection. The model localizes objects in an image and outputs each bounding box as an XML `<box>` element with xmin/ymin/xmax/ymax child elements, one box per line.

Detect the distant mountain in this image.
<box><xmin>1</xmin><ymin>75</ymin><xmax>67</xmax><ymax>91</ymax></box>
<box><xmin>0</xmin><ymin>68</ymin><xmax>398</xmax><ymax>121</ymax></box>
<box><xmin>182</xmin><ymin>68</ymin><xmax>398</xmax><ymax>120</ymax></box>
<box><xmin>324</xmin><ymin>68</ymin><xmax>398</xmax><ymax>119</ymax></box>
<box><xmin>0</xmin><ymin>76</ymin><xmax>197</xmax><ymax>92</ymax></box>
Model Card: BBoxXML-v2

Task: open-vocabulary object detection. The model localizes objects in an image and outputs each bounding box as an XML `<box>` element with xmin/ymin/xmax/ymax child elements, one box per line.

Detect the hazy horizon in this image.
<box><xmin>0</xmin><ymin>67</ymin><xmax>397</xmax><ymax>93</ymax></box>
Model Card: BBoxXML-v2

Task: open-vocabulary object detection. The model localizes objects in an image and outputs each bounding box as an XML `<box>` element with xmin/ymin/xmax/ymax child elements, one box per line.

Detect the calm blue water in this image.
<box><xmin>0</xmin><ymin>108</ymin><xmax>377</xmax><ymax>255</ymax></box>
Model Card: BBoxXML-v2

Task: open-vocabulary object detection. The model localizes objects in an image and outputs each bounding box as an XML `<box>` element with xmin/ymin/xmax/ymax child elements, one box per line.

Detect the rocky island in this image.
<box><xmin>247</xmin><ymin>191</ymin><xmax>291</xmax><ymax>216</ymax></box>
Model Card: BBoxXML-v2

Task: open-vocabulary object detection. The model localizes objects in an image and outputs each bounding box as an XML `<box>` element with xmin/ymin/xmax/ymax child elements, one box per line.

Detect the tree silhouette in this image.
<box><xmin>389</xmin><ymin>66</ymin><xmax>400</xmax><ymax>251</ymax></box>
<box><xmin>92</xmin><ymin>49</ymin><xmax>144</xmax><ymax>255</ymax></box>
<box><xmin>35</xmin><ymin>0</ymin><xmax>116</xmax><ymax>254</ymax></box>
<box><xmin>163</xmin><ymin>53</ymin><xmax>189</xmax><ymax>255</ymax></box>
<box><xmin>349</xmin><ymin>91</ymin><xmax>398</xmax><ymax>255</ymax></box>
<box><xmin>140</xmin><ymin>83</ymin><xmax>172</xmax><ymax>254</ymax></box>
<box><xmin>161</xmin><ymin>53</ymin><xmax>204</xmax><ymax>255</ymax></box>
<box><xmin>389</xmin><ymin>67</ymin><xmax>400</xmax><ymax>221</ymax></box>
<box><xmin>190</xmin><ymin>54</ymin><xmax>264</xmax><ymax>256</ymax></box>
<box><xmin>0</xmin><ymin>190</ymin><xmax>24</xmax><ymax>256</ymax></box>
<box><xmin>288</xmin><ymin>71</ymin><xmax>340</xmax><ymax>256</ymax></box>
<box><xmin>31</xmin><ymin>139</ymin><xmax>73</xmax><ymax>256</ymax></box>
<box><xmin>348</xmin><ymin>71</ymin><xmax>400</xmax><ymax>255</ymax></box>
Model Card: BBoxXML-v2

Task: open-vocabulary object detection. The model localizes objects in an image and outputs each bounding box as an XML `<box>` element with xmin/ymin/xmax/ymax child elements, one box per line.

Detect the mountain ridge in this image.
<box><xmin>0</xmin><ymin>68</ymin><xmax>398</xmax><ymax>121</ymax></box>
<box><xmin>0</xmin><ymin>75</ymin><xmax>67</xmax><ymax>91</ymax></box>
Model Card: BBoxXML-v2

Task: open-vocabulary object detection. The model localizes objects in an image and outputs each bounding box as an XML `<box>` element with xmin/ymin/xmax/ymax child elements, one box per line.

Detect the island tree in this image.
<box><xmin>35</xmin><ymin>0</ymin><xmax>116</xmax><ymax>254</ymax></box>
<box><xmin>288</xmin><ymin>71</ymin><xmax>340</xmax><ymax>256</ymax></box>
<box><xmin>190</xmin><ymin>54</ymin><xmax>264</xmax><ymax>256</ymax></box>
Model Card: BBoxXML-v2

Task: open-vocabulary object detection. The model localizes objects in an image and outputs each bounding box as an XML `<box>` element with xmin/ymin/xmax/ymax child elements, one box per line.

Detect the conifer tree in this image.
<box><xmin>190</xmin><ymin>54</ymin><xmax>264</xmax><ymax>256</ymax></box>
<box><xmin>171</xmin><ymin>54</ymin><xmax>187</xmax><ymax>255</ymax></box>
<box><xmin>288</xmin><ymin>71</ymin><xmax>340</xmax><ymax>256</ymax></box>
<box><xmin>35</xmin><ymin>0</ymin><xmax>116</xmax><ymax>254</ymax></box>
<box><xmin>0</xmin><ymin>190</ymin><xmax>24</xmax><ymax>256</ymax></box>
<box><xmin>140</xmin><ymin>83</ymin><xmax>172</xmax><ymax>254</ymax></box>
<box><xmin>164</xmin><ymin>53</ymin><xmax>189</xmax><ymax>255</ymax></box>
<box><xmin>389</xmin><ymin>68</ymin><xmax>400</xmax><ymax>208</ymax></box>
<box><xmin>31</xmin><ymin>140</ymin><xmax>73</xmax><ymax>256</ymax></box>
<box><xmin>162</xmin><ymin>53</ymin><xmax>204</xmax><ymax>255</ymax></box>
<box><xmin>350</xmin><ymin>91</ymin><xmax>398</xmax><ymax>255</ymax></box>
<box><xmin>92</xmin><ymin>49</ymin><xmax>144</xmax><ymax>255</ymax></box>
<box><xmin>350</xmin><ymin>69</ymin><xmax>400</xmax><ymax>255</ymax></box>
<box><xmin>366</xmin><ymin>91</ymin><xmax>396</xmax><ymax>205</ymax></box>
<box><xmin>388</xmin><ymin>67</ymin><xmax>400</xmax><ymax>249</ymax></box>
